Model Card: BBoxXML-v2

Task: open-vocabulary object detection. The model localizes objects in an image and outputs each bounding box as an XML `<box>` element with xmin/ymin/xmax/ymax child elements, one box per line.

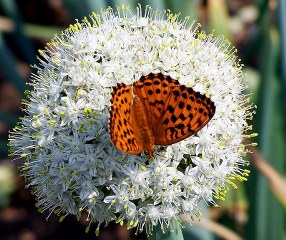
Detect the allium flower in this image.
<box><xmin>9</xmin><ymin>5</ymin><xmax>254</xmax><ymax>235</ymax></box>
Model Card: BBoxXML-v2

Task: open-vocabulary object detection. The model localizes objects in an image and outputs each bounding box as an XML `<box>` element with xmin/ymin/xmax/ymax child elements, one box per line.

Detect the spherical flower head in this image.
<box><xmin>9</xmin><ymin>5</ymin><xmax>254</xmax><ymax>235</ymax></box>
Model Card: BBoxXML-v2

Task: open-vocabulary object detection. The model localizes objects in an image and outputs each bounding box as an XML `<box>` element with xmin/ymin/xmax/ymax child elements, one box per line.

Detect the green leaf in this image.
<box><xmin>247</xmin><ymin>145</ymin><xmax>286</xmax><ymax>209</ymax></box>
<box><xmin>0</xmin><ymin>111</ymin><xmax>19</xmax><ymax>129</ymax></box>
<box><xmin>0</xmin><ymin>33</ymin><xmax>27</xmax><ymax>95</ymax></box>
<box><xmin>208</xmin><ymin>0</ymin><xmax>231</xmax><ymax>41</ymax></box>
<box><xmin>84</xmin><ymin>0</ymin><xmax>107</xmax><ymax>11</ymax></box>
<box><xmin>0</xmin><ymin>139</ymin><xmax>9</xmax><ymax>155</ymax></box>
<box><xmin>245</xmin><ymin>23</ymin><xmax>286</xmax><ymax>240</ymax></box>
<box><xmin>243</xmin><ymin>67</ymin><xmax>261</xmax><ymax>104</ymax></box>
<box><xmin>278</xmin><ymin>0</ymin><xmax>286</xmax><ymax>110</ymax></box>
<box><xmin>0</xmin><ymin>164</ymin><xmax>16</xmax><ymax>207</ymax></box>
<box><xmin>182</xmin><ymin>220</ymin><xmax>214</xmax><ymax>240</ymax></box>
<box><xmin>148</xmin><ymin>219</ymin><xmax>184</xmax><ymax>240</ymax></box>
<box><xmin>62</xmin><ymin>0</ymin><xmax>88</xmax><ymax>20</ymax></box>
<box><xmin>166</xmin><ymin>0</ymin><xmax>199</xmax><ymax>21</ymax></box>
<box><xmin>23</xmin><ymin>24</ymin><xmax>63</xmax><ymax>40</ymax></box>
<box><xmin>140</xmin><ymin>0</ymin><xmax>165</xmax><ymax>10</ymax></box>
<box><xmin>108</xmin><ymin>0</ymin><xmax>136</xmax><ymax>9</ymax></box>
<box><xmin>0</xmin><ymin>0</ymin><xmax>36</xmax><ymax>63</ymax></box>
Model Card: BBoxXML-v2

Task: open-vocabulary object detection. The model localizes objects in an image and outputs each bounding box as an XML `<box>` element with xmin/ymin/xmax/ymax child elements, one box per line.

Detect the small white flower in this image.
<box><xmin>9</xmin><ymin>5</ymin><xmax>254</xmax><ymax>235</ymax></box>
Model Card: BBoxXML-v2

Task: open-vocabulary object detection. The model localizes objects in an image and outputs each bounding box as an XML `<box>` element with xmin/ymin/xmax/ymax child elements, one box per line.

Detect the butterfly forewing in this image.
<box><xmin>109</xmin><ymin>83</ymin><xmax>143</xmax><ymax>154</ymax></box>
<box><xmin>154</xmin><ymin>85</ymin><xmax>216</xmax><ymax>145</ymax></box>
<box><xmin>133</xmin><ymin>73</ymin><xmax>179</xmax><ymax>129</ymax></box>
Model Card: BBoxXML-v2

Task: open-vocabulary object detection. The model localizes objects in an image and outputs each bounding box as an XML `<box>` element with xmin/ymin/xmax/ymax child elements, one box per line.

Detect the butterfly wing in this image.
<box><xmin>154</xmin><ymin>85</ymin><xmax>216</xmax><ymax>145</ymax></box>
<box><xmin>133</xmin><ymin>73</ymin><xmax>179</xmax><ymax>128</ymax></box>
<box><xmin>110</xmin><ymin>74</ymin><xmax>216</xmax><ymax>155</ymax></box>
<box><xmin>109</xmin><ymin>83</ymin><xmax>143</xmax><ymax>154</ymax></box>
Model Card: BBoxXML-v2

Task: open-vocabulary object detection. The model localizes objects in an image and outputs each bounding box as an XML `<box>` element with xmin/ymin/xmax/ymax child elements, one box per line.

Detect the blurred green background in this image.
<box><xmin>0</xmin><ymin>0</ymin><xmax>285</xmax><ymax>239</ymax></box>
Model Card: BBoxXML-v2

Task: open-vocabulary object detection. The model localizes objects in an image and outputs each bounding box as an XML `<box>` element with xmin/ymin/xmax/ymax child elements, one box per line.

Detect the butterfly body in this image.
<box><xmin>131</xmin><ymin>96</ymin><xmax>155</xmax><ymax>157</ymax></box>
<box><xmin>109</xmin><ymin>73</ymin><xmax>216</xmax><ymax>157</ymax></box>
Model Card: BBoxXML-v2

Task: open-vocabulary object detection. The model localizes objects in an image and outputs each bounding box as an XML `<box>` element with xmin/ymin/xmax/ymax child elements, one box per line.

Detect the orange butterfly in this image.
<box><xmin>109</xmin><ymin>73</ymin><xmax>216</xmax><ymax>157</ymax></box>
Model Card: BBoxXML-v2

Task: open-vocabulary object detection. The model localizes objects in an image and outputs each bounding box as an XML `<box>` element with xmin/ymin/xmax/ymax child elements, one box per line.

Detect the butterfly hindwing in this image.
<box><xmin>109</xmin><ymin>83</ymin><xmax>143</xmax><ymax>154</ymax></box>
<box><xmin>154</xmin><ymin>85</ymin><xmax>216</xmax><ymax>145</ymax></box>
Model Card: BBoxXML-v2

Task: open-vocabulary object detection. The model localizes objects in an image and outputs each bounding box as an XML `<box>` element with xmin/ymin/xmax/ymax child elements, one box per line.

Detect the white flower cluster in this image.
<box><xmin>10</xmin><ymin>6</ymin><xmax>253</xmax><ymax>235</ymax></box>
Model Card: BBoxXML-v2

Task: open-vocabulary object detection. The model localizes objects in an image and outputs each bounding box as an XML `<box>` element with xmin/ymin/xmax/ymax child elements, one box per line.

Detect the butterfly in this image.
<box><xmin>109</xmin><ymin>73</ymin><xmax>216</xmax><ymax>157</ymax></box>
